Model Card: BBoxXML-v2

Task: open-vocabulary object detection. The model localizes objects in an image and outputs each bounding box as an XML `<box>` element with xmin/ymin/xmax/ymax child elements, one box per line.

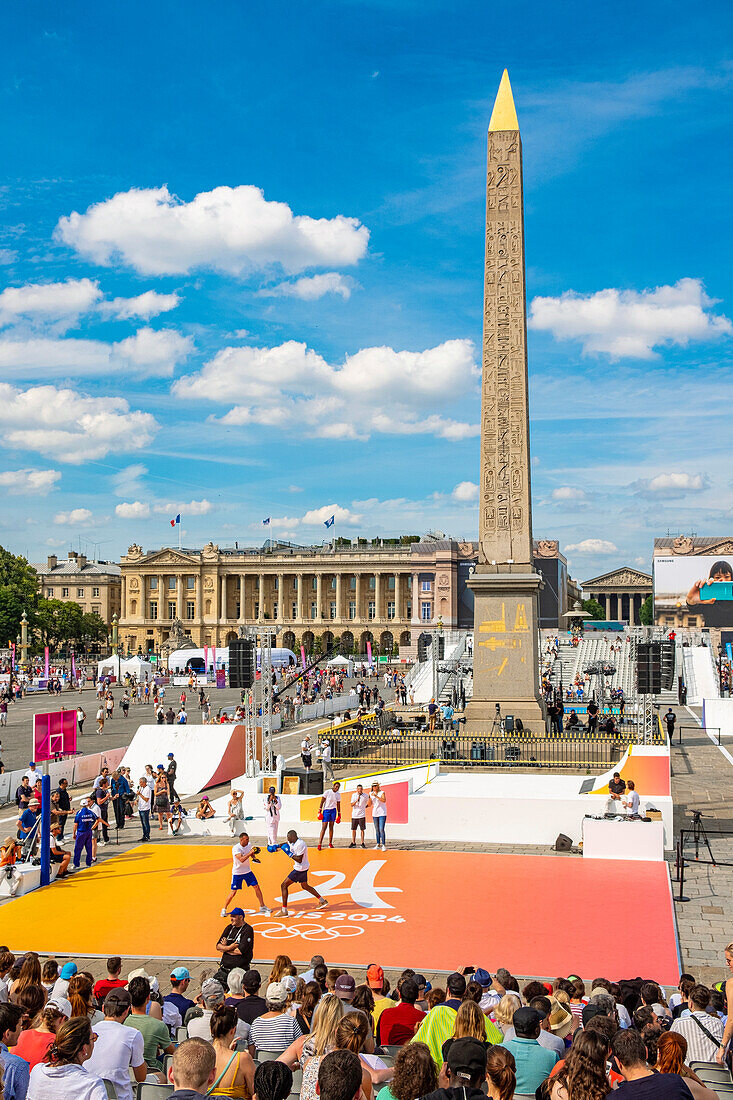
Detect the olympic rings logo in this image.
<box><xmin>256</xmin><ymin>921</ymin><xmax>364</xmax><ymax>940</ymax></box>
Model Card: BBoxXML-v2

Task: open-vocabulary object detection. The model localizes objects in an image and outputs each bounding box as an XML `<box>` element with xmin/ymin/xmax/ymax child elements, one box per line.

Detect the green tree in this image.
<box><xmin>581</xmin><ymin>598</ymin><xmax>605</xmax><ymax>621</ymax></box>
<box><xmin>0</xmin><ymin>547</ymin><xmax>40</xmax><ymax>644</ymax></box>
<box><xmin>639</xmin><ymin>595</ymin><xmax>654</xmax><ymax>626</ymax></box>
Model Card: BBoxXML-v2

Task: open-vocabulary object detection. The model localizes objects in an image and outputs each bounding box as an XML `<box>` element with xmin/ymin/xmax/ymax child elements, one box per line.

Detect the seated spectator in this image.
<box><xmin>124</xmin><ymin>975</ymin><xmax>174</xmax><ymax>1079</ymax></box>
<box><xmin>168</xmin><ymin>1037</ymin><xmax>217</xmax><ymax>1099</ymax></box>
<box><xmin>188</xmin><ymin>979</ymin><xmax>251</xmax><ymax>1045</ymax></box>
<box><xmin>250</xmin><ymin>982</ymin><xmax>302</xmax><ymax>1053</ymax></box>
<box><xmin>669</xmin><ymin>976</ymin><xmax>697</xmax><ymax>1016</ymax></box>
<box><xmin>279</xmin><ymin>988</ymin><xmax>344</xmax><ymax>1071</ymax></box>
<box><xmin>333</xmin><ymin>1011</ymin><xmax>389</xmax><ymax>1081</ymax></box>
<box><xmin>237</xmin><ymin>971</ymin><xmax>267</xmax><ymax>1026</ymax></box>
<box><xmin>317</xmin><ymin>1050</ymin><xmax>364</xmax><ymax>1100</ymax></box>
<box><xmin>26</xmin><ymin>1016</ymin><xmax>106</xmax><ymax>1100</ymax></box>
<box><xmin>484</xmin><ymin>1046</ymin><xmax>516</xmax><ymax>1100</ymax></box>
<box><xmin>549</xmin><ymin>1029</ymin><xmax>610</xmax><ymax>1100</ymax></box>
<box><xmin>351</xmin><ymin>985</ymin><xmax>376</xmax><ymax>1030</ymax></box>
<box><xmin>378</xmin><ymin>978</ymin><xmax>425</xmax><ymax>1046</ymax></box>
<box><xmin>209</xmin><ymin>1004</ymin><xmax>256</xmax><ymax>1097</ymax></box>
<box><xmin>225</xmin><ymin>969</ymin><xmax>247</xmax><ymax>1009</ymax></box>
<box><xmin>492</xmin><ymin>994</ymin><xmax>522</xmax><ymax>1036</ymax></box>
<box><xmin>92</xmin><ymin>957</ymin><xmax>125</xmax><ymax>1005</ymax></box>
<box><xmin>253</xmin><ymin>1061</ymin><xmax>293</xmax><ymax>1100</ymax></box>
<box><xmin>501</xmin><ymin>1007</ymin><xmax>558</xmax><ymax>1095</ymax></box>
<box><xmin>655</xmin><ymin>1032</ymin><xmax>707</xmax><ymax>1086</ymax></box>
<box><xmin>421</xmin><ymin>1036</ymin><xmax>488</xmax><ymax>1100</ymax></box>
<box><xmin>671</xmin><ymin>984</ymin><xmax>724</xmax><ymax>1063</ymax></box>
<box><xmin>0</xmin><ymin>1002</ymin><xmax>30</xmax><ymax>1100</ymax></box>
<box><xmin>86</xmin><ymin>989</ymin><xmax>147</xmax><ymax>1100</ymax></box>
<box><xmin>452</xmin><ymin>1000</ymin><xmax>502</xmax><ymax>1047</ymax></box>
<box><xmin>68</xmin><ymin>975</ymin><xmax>103</xmax><ymax>1025</ymax></box>
<box><xmin>50</xmin><ymin>963</ymin><xmax>76</xmax><ymax>1002</ymax></box>
<box><xmin>14</xmin><ymin>999</ymin><xmax>70</xmax><ymax>1070</ymax></box>
<box><xmin>376</xmin><ymin>1042</ymin><xmax>437</xmax><ymax>1100</ymax></box>
<box><xmin>503</xmin><ymin>997</ymin><xmax>570</xmax><ymax>1057</ymax></box>
<box><xmin>166</xmin><ymin>967</ymin><xmax>196</xmax><ymax>1019</ymax></box>
<box><xmin>640</xmin><ymin>983</ymin><xmax>671</xmax><ymax>1022</ymax></box>
<box><xmin>612</xmin><ymin>1026</ymin><xmax>716</xmax><ymax>1100</ymax></box>
<box><xmin>671</xmin><ymin>978</ymin><xmax>697</xmax><ymax>1021</ymax></box>
<box><xmin>41</xmin><ymin>962</ymin><xmax>58</xmax><ymax>998</ymax></box>
<box><xmin>196</xmin><ymin>796</ymin><xmax>215</xmax><ymax>820</ymax></box>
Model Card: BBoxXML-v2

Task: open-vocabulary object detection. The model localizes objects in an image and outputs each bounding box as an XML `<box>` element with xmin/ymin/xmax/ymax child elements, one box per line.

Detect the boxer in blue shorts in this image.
<box><xmin>317</xmin><ymin>781</ymin><xmax>341</xmax><ymax>851</ymax></box>
<box><xmin>221</xmin><ymin>830</ymin><xmax>270</xmax><ymax>917</ymax></box>
<box><xmin>273</xmin><ymin>829</ymin><xmax>327</xmax><ymax>918</ymax></box>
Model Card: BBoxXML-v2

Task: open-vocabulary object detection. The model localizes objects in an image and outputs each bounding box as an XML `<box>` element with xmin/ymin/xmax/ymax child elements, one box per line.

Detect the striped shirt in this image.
<box><xmin>250</xmin><ymin>1012</ymin><xmax>303</xmax><ymax>1053</ymax></box>
<box><xmin>671</xmin><ymin>1011</ymin><xmax>724</xmax><ymax>1064</ymax></box>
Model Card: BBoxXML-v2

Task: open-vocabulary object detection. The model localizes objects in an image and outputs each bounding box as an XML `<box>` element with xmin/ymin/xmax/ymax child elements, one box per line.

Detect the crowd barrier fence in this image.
<box><xmin>0</xmin><ymin>745</ymin><xmax>127</xmax><ymax>808</ymax></box>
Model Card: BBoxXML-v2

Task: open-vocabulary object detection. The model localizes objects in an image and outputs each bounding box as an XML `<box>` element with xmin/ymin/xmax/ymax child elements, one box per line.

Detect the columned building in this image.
<box><xmin>119</xmin><ymin>537</ymin><xmax>479</xmax><ymax>656</ymax></box>
<box><xmin>581</xmin><ymin>567</ymin><xmax>652</xmax><ymax>625</ymax></box>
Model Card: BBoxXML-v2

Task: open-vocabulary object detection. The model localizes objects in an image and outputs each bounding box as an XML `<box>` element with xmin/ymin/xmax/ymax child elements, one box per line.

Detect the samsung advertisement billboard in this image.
<box><xmin>654</xmin><ymin>554</ymin><xmax>733</xmax><ymax>628</ymax></box>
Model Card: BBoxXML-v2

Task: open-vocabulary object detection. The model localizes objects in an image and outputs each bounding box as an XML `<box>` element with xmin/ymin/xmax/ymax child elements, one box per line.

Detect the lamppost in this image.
<box><xmin>111</xmin><ymin>613</ymin><xmax>119</xmax><ymax>655</ymax></box>
<box><xmin>20</xmin><ymin>611</ymin><xmax>29</xmax><ymax>670</ymax></box>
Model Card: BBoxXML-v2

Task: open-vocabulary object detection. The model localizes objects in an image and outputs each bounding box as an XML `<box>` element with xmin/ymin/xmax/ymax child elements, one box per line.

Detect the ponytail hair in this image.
<box><xmin>210</xmin><ymin>1003</ymin><xmax>238</xmax><ymax>1041</ymax></box>
<box><xmin>486</xmin><ymin>1046</ymin><xmax>516</xmax><ymax>1100</ymax></box>
<box><xmin>335</xmin><ymin>1011</ymin><xmax>368</xmax><ymax>1053</ymax></box>
<box><xmin>46</xmin><ymin>1016</ymin><xmax>92</xmax><ymax>1065</ymax></box>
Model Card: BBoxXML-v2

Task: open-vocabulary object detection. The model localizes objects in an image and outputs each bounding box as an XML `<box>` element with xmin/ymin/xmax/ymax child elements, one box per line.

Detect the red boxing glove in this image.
<box><xmin>336</xmin><ymin>814</ymin><xmax>341</xmax><ymax>824</ymax></box>
<box><xmin>318</xmin><ymin>812</ymin><xmax>323</xmax><ymax>821</ymax></box>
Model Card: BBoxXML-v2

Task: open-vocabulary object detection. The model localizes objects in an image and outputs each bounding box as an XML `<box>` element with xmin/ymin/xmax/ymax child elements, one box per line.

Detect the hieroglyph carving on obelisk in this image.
<box><xmin>479</xmin><ymin>69</ymin><xmax>533</xmax><ymax>569</ymax></box>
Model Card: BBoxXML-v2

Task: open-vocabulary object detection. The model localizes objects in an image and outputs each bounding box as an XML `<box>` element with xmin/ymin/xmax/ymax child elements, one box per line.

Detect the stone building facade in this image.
<box><xmin>581</xmin><ymin>567</ymin><xmax>652</xmax><ymax>625</ymax></box>
<box><xmin>118</xmin><ymin>537</ymin><xmax>479</xmax><ymax>656</ymax></box>
<box><xmin>34</xmin><ymin>552</ymin><xmax>121</xmax><ymax>625</ymax></box>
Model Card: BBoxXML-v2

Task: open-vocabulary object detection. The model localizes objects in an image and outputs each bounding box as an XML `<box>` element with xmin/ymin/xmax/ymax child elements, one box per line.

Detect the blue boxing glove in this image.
<box><xmin>279</xmin><ymin>842</ymin><xmax>291</xmax><ymax>856</ymax></box>
<box><xmin>266</xmin><ymin>844</ymin><xmax>278</xmax><ymax>853</ymax></box>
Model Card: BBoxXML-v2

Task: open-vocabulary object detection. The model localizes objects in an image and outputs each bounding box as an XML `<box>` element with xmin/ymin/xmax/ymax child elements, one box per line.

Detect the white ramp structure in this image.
<box><xmin>120</xmin><ymin>723</ymin><xmax>246</xmax><ymax>795</ymax></box>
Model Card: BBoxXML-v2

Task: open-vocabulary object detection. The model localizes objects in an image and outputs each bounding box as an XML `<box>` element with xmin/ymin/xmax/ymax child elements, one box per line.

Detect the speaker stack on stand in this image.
<box><xmin>228</xmin><ymin>638</ymin><xmax>256</xmax><ymax>690</ymax></box>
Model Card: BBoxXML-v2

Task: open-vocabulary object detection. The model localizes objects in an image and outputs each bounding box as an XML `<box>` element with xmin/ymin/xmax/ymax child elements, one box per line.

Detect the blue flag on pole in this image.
<box><xmin>324</xmin><ymin>515</ymin><xmax>335</xmax><ymax>528</ymax></box>
<box><xmin>262</xmin><ymin>517</ymin><xmax>271</xmax><ymax>526</ymax></box>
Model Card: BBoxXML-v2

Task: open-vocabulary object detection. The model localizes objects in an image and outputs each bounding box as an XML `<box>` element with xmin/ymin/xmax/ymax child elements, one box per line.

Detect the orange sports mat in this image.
<box><xmin>0</xmin><ymin>845</ymin><xmax>681</xmax><ymax>980</ymax></box>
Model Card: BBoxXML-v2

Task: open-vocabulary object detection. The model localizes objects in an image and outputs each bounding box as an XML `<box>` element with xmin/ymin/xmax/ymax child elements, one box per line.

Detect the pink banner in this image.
<box><xmin>367</xmin><ymin>641</ymin><xmax>373</xmax><ymax>665</ymax></box>
<box><xmin>204</xmin><ymin>644</ymin><xmax>209</xmax><ymax>671</ymax></box>
<box><xmin>212</xmin><ymin>645</ymin><xmax>217</xmax><ymax>671</ymax></box>
<box><xmin>300</xmin><ymin>645</ymin><xmax>307</xmax><ymax>670</ymax></box>
<box><xmin>71</xmin><ymin>651</ymin><xmax>76</xmax><ymax>681</ymax></box>
<box><xmin>10</xmin><ymin>643</ymin><xmax>15</xmax><ymax>670</ymax></box>
<box><xmin>44</xmin><ymin>646</ymin><xmax>49</xmax><ymax>679</ymax></box>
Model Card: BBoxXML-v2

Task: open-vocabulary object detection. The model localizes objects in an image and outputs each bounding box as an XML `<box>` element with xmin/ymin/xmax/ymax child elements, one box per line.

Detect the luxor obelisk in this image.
<box><xmin>466</xmin><ymin>70</ymin><xmax>545</xmax><ymax>733</ymax></box>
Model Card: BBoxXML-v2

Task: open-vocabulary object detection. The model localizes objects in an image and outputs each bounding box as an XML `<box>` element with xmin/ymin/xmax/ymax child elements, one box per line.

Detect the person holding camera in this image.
<box><xmin>220</xmin><ymin>831</ymin><xmax>270</xmax><ymax>918</ymax></box>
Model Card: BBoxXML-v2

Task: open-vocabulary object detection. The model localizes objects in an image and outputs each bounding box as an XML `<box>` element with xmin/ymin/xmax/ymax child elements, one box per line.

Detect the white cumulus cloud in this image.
<box><xmin>0</xmin><ymin>384</ymin><xmax>157</xmax><ymax>463</ymax></box>
<box><xmin>0</xmin><ymin>326</ymin><xmax>192</xmax><ymax>379</ymax></box>
<box><xmin>54</xmin><ymin>508</ymin><xmax>93</xmax><ymax>525</ymax></box>
<box><xmin>0</xmin><ymin>278</ymin><xmax>102</xmax><ymax>330</ymax></box>
<box><xmin>452</xmin><ymin>481</ymin><xmax>478</xmax><ymax>501</ymax></box>
<box><xmin>0</xmin><ymin>468</ymin><xmax>61</xmax><ymax>495</ymax></box>
<box><xmin>565</xmin><ymin>538</ymin><xmax>618</xmax><ymax>554</ymax></box>
<box><xmin>261</xmin><ymin>273</ymin><xmax>353</xmax><ymax>301</ymax></box>
<box><xmin>115</xmin><ymin>501</ymin><xmax>151</xmax><ymax>519</ymax></box>
<box><xmin>173</xmin><ymin>338</ymin><xmax>479</xmax><ymax>442</ymax></box>
<box><xmin>529</xmin><ymin>277</ymin><xmax>732</xmax><ymax>359</ymax></box>
<box><xmin>551</xmin><ymin>486</ymin><xmax>587</xmax><ymax>501</ymax></box>
<box><xmin>152</xmin><ymin>499</ymin><xmax>213</xmax><ymax>516</ymax></box>
<box><xmin>635</xmin><ymin>472</ymin><xmax>706</xmax><ymax>497</ymax></box>
<box><xmin>300</xmin><ymin>504</ymin><xmax>362</xmax><ymax>526</ymax></box>
<box><xmin>56</xmin><ymin>184</ymin><xmax>369</xmax><ymax>277</ymax></box>
<box><xmin>112</xmin><ymin>464</ymin><xmax>147</xmax><ymax>497</ymax></box>
<box><xmin>100</xmin><ymin>290</ymin><xmax>181</xmax><ymax>320</ymax></box>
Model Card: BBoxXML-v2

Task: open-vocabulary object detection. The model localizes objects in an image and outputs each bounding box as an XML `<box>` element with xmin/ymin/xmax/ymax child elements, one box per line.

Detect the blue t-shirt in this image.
<box><xmin>0</xmin><ymin>1042</ymin><xmax>30</xmax><ymax>1100</ymax></box>
<box><xmin>75</xmin><ymin>806</ymin><xmax>97</xmax><ymax>832</ymax></box>
<box><xmin>18</xmin><ymin>808</ymin><xmax>37</xmax><ymax>839</ymax></box>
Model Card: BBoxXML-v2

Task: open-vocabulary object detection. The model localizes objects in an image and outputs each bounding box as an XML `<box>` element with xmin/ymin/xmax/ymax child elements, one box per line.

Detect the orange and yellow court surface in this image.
<box><xmin>0</xmin><ymin>844</ymin><xmax>681</xmax><ymax>980</ymax></box>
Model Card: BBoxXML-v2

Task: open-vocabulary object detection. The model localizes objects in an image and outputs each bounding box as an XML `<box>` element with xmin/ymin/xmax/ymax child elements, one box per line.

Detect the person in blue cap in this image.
<box><xmin>73</xmin><ymin>795</ymin><xmax>99</xmax><ymax>869</ymax></box>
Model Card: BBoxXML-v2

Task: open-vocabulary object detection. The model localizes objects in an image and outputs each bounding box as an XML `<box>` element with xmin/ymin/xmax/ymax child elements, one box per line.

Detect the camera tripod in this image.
<box><xmin>490</xmin><ymin>704</ymin><xmax>505</xmax><ymax>734</ymax></box>
<box><xmin>690</xmin><ymin>810</ymin><xmax>716</xmax><ymax>865</ymax></box>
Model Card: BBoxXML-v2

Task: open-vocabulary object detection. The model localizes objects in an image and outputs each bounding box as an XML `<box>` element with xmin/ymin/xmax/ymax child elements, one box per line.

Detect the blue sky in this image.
<box><xmin>0</xmin><ymin>0</ymin><xmax>731</xmax><ymax>582</ymax></box>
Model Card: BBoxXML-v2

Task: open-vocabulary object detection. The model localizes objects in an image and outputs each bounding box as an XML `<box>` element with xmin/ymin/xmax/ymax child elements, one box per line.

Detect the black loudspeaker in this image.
<box><xmin>637</xmin><ymin>641</ymin><xmax>672</xmax><ymax>695</ymax></box>
<box><xmin>228</xmin><ymin>638</ymin><xmax>256</xmax><ymax>689</ymax></box>
<box><xmin>504</xmin><ymin>715</ymin><xmax>515</xmax><ymax>732</ymax></box>
<box><xmin>515</xmin><ymin>717</ymin><xmax>524</xmax><ymax>732</ymax></box>
<box><xmin>282</xmin><ymin>768</ymin><xmax>323</xmax><ymax>795</ymax></box>
<box><xmin>554</xmin><ymin>833</ymin><xmax>572</xmax><ymax>852</ymax></box>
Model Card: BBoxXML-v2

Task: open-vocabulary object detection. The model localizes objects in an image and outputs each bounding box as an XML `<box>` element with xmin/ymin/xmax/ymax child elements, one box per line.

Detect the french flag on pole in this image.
<box><xmin>324</xmin><ymin>515</ymin><xmax>335</xmax><ymax>528</ymax></box>
<box><xmin>170</xmin><ymin>514</ymin><xmax>181</xmax><ymax>528</ymax></box>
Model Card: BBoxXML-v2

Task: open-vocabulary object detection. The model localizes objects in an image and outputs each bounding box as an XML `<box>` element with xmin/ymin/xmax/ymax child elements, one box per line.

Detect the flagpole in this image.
<box><xmin>179</xmin><ymin>517</ymin><xmax>182</xmax><ymax>551</ymax></box>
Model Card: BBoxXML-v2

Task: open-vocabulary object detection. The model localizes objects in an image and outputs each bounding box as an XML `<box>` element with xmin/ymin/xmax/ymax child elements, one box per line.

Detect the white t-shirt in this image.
<box><xmin>370</xmin><ymin>791</ymin><xmax>387</xmax><ymax>817</ymax></box>
<box><xmin>625</xmin><ymin>790</ymin><xmax>640</xmax><ymax>815</ymax></box>
<box><xmin>320</xmin><ymin>743</ymin><xmax>331</xmax><ymax>762</ymax></box>
<box><xmin>351</xmin><ymin>792</ymin><xmax>368</xmax><ymax>818</ymax></box>
<box><xmin>90</xmin><ymin>803</ymin><xmax>102</xmax><ymax>822</ymax></box>
<box><xmin>322</xmin><ymin>789</ymin><xmax>339</xmax><ymax>812</ymax></box>
<box><xmin>27</xmin><ymin>1061</ymin><xmax>107</xmax><ymax>1100</ymax></box>
<box><xmin>301</xmin><ymin>738</ymin><xmax>314</xmax><ymax>754</ymax></box>
<box><xmin>290</xmin><ymin>838</ymin><xmax>309</xmax><ymax>872</ymax></box>
<box><xmin>137</xmin><ymin>787</ymin><xmax>151</xmax><ymax>812</ymax></box>
<box><xmin>87</xmin><ymin>1019</ymin><xmax>145</xmax><ymax>1100</ymax></box>
<box><xmin>265</xmin><ymin>796</ymin><xmax>282</xmax><ymax>816</ymax></box>
<box><xmin>232</xmin><ymin>841</ymin><xmax>253</xmax><ymax>875</ymax></box>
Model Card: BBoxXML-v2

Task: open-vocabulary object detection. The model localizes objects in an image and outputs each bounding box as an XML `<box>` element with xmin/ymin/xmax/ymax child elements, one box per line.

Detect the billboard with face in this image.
<box><xmin>654</xmin><ymin>555</ymin><xmax>733</xmax><ymax>627</ymax></box>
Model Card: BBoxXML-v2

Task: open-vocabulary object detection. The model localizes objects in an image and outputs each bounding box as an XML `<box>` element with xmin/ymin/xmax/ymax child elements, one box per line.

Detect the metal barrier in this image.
<box><xmin>678</xmin><ymin>724</ymin><xmax>721</xmax><ymax>746</ymax></box>
<box><xmin>327</xmin><ymin>729</ymin><xmax>643</xmax><ymax>770</ymax></box>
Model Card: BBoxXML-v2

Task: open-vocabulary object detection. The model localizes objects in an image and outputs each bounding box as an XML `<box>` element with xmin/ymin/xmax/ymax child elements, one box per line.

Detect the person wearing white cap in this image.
<box><xmin>14</xmin><ymin>999</ymin><xmax>71</xmax><ymax>1069</ymax></box>
<box><xmin>250</xmin><ymin>983</ymin><xmax>303</xmax><ymax>1053</ymax></box>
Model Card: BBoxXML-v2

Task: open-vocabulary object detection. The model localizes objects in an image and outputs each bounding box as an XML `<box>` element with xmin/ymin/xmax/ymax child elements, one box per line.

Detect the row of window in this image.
<box><xmin>47</xmin><ymin>587</ymin><xmax>101</xmax><ymax>599</ymax></box>
<box><xmin>143</xmin><ymin>575</ymin><xmax>433</xmax><ymax>592</ymax></box>
<box><xmin>146</xmin><ymin>599</ymin><xmax>433</xmax><ymax>622</ymax></box>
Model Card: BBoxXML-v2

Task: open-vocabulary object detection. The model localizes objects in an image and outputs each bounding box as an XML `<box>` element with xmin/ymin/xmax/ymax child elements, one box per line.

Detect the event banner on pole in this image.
<box><xmin>44</xmin><ymin>647</ymin><xmax>49</xmax><ymax>679</ymax></box>
<box><xmin>301</xmin><ymin>646</ymin><xmax>307</xmax><ymax>670</ymax></box>
<box><xmin>366</xmin><ymin>641</ymin><xmax>373</xmax><ymax>665</ymax></box>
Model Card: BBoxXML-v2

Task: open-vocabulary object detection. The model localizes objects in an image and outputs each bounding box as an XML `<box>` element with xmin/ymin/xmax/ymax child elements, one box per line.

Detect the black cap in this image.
<box><xmin>445</xmin><ymin>1037</ymin><xmax>488</xmax><ymax>1080</ymax></box>
<box><xmin>513</xmin><ymin>1006</ymin><xmax>542</xmax><ymax>1035</ymax></box>
<box><xmin>243</xmin><ymin>969</ymin><xmax>261</xmax><ymax>991</ymax></box>
<box><xmin>582</xmin><ymin>1002</ymin><xmax>606</xmax><ymax>1027</ymax></box>
<box><xmin>447</xmin><ymin>971</ymin><xmax>467</xmax><ymax>995</ymax></box>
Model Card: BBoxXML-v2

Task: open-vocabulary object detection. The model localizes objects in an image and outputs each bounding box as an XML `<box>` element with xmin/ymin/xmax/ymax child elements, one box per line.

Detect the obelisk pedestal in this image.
<box><xmin>466</xmin><ymin>70</ymin><xmax>545</xmax><ymax>734</ymax></box>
